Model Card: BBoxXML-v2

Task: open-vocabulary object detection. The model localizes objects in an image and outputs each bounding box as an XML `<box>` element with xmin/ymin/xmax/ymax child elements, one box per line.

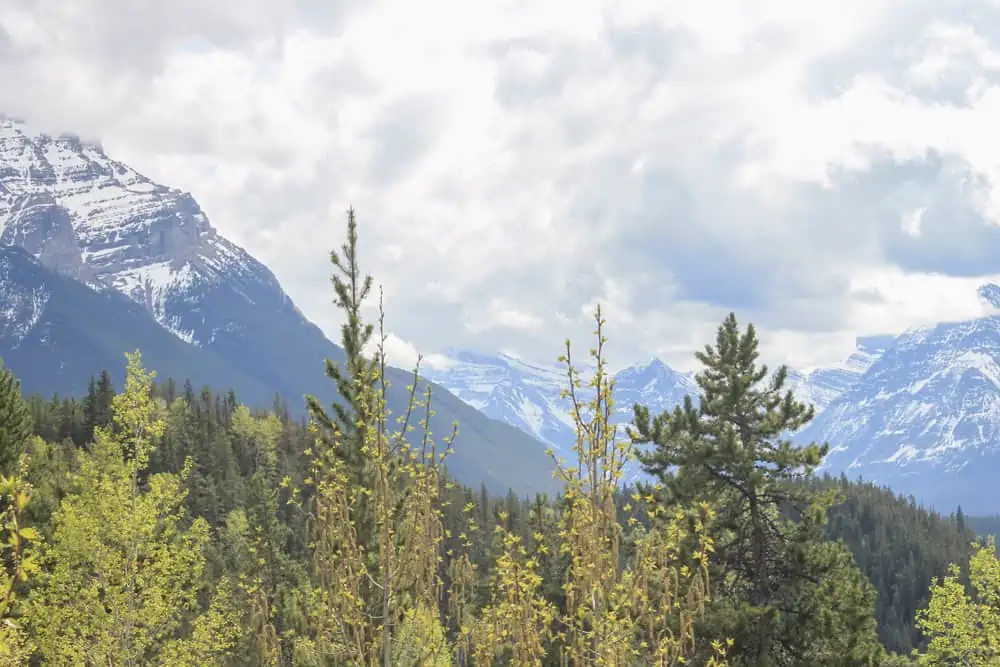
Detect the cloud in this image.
<box><xmin>5</xmin><ymin>0</ymin><xmax>1000</xmax><ymax>372</ymax></box>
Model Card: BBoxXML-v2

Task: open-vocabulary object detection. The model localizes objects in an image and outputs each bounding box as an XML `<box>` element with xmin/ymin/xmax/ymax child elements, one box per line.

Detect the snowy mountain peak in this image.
<box><xmin>0</xmin><ymin>117</ymin><xmax>285</xmax><ymax>346</ymax></box>
<box><xmin>616</xmin><ymin>357</ymin><xmax>677</xmax><ymax>382</ymax></box>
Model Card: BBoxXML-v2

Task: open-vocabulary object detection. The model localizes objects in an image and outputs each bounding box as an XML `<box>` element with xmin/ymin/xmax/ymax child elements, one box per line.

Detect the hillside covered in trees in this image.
<box><xmin>1</xmin><ymin>211</ymin><xmax>998</xmax><ymax>665</ymax></box>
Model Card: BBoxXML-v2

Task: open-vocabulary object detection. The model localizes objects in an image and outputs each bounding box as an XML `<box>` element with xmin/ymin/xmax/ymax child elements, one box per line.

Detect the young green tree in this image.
<box><xmin>0</xmin><ymin>456</ymin><xmax>39</xmax><ymax>666</ymax></box>
<box><xmin>631</xmin><ymin>313</ymin><xmax>881</xmax><ymax>666</ymax></box>
<box><xmin>471</xmin><ymin>308</ymin><xmax>727</xmax><ymax>666</ymax></box>
<box><xmin>293</xmin><ymin>209</ymin><xmax>457</xmax><ymax>666</ymax></box>
<box><xmin>916</xmin><ymin>537</ymin><xmax>1000</xmax><ymax>664</ymax></box>
<box><xmin>28</xmin><ymin>351</ymin><xmax>238</xmax><ymax>666</ymax></box>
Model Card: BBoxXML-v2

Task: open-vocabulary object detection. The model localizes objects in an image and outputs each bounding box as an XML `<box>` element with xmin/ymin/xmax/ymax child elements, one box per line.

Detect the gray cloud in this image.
<box><xmin>6</xmin><ymin>0</ymin><xmax>1000</xmax><ymax>370</ymax></box>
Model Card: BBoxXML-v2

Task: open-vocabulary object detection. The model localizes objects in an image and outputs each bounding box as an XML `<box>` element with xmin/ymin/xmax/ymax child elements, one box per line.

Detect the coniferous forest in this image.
<box><xmin>1</xmin><ymin>211</ymin><xmax>999</xmax><ymax>666</ymax></box>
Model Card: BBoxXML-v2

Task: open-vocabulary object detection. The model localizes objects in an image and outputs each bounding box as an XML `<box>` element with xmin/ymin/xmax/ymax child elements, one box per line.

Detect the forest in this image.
<box><xmin>1</xmin><ymin>211</ymin><xmax>999</xmax><ymax>666</ymax></box>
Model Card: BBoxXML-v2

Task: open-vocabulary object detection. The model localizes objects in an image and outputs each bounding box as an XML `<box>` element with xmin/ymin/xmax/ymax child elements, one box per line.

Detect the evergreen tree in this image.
<box><xmin>631</xmin><ymin>313</ymin><xmax>882</xmax><ymax>665</ymax></box>
<box><xmin>0</xmin><ymin>359</ymin><xmax>31</xmax><ymax>474</ymax></box>
<box><xmin>83</xmin><ymin>369</ymin><xmax>116</xmax><ymax>443</ymax></box>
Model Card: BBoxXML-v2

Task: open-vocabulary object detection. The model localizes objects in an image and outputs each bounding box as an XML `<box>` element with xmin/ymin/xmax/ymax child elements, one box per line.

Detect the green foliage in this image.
<box><xmin>294</xmin><ymin>209</ymin><xmax>456</xmax><ymax>666</ymax></box>
<box><xmin>28</xmin><ymin>352</ymin><xmax>238</xmax><ymax>666</ymax></box>
<box><xmin>916</xmin><ymin>537</ymin><xmax>1000</xmax><ymax>664</ymax></box>
<box><xmin>393</xmin><ymin>601</ymin><xmax>454</xmax><ymax>666</ymax></box>
<box><xmin>632</xmin><ymin>313</ymin><xmax>882</xmax><ymax>665</ymax></box>
<box><xmin>0</xmin><ymin>457</ymin><xmax>39</xmax><ymax>666</ymax></box>
<box><xmin>815</xmin><ymin>475</ymin><xmax>978</xmax><ymax>654</ymax></box>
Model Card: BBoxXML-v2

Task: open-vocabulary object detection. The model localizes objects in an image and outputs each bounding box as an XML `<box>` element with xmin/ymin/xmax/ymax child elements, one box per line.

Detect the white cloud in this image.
<box><xmin>5</xmin><ymin>0</ymin><xmax>1000</xmax><ymax>372</ymax></box>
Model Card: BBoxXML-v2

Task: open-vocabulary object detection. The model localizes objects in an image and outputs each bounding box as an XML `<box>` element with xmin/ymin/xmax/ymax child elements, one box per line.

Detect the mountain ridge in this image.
<box><xmin>426</xmin><ymin>320</ymin><xmax>1000</xmax><ymax>513</ymax></box>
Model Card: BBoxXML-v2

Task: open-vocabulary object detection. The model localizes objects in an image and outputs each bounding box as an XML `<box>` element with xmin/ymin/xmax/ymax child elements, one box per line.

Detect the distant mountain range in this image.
<box><xmin>425</xmin><ymin>321</ymin><xmax>1000</xmax><ymax>514</ymax></box>
<box><xmin>0</xmin><ymin>117</ymin><xmax>558</xmax><ymax>497</ymax></box>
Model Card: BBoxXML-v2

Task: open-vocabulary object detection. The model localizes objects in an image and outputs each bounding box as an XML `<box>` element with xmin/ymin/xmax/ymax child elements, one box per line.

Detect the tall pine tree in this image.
<box><xmin>631</xmin><ymin>313</ymin><xmax>881</xmax><ymax>665</ymax></box>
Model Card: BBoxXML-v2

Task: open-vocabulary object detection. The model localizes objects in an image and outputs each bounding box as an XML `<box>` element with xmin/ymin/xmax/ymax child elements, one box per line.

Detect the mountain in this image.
<box><xmin>787</xmin><ymin>335</ymin><xmax>895</xmax><ymax>411</ymax></box>
<box><xmin>0</xmin><ymin>118</ymin><xmax>558</xmax><ymax>497</ymax></box>
<box><xmin>423</xmin><ymin>338</ymin><xmax>887</xmax><ymax>471</ymax></box>
<box><xmin>798</xmin><ymin>300</ymin><xmax>1000</xmax><ymax>515</ymax></box>
<box><xmin>423</xmin><ymin>352</ymin><xmax>695</xmax><ymax>457</ymax></box>
<box><xmin>0</xmin><ymin>246</ymin><xmax>274</xmax><ymax>401</ymax></box>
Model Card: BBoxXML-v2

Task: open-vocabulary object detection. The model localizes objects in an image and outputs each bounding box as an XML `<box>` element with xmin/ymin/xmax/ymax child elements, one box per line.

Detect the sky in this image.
<box><xmin>4</xmin><ymin>0</ymin><xmax>1000</xmax><ymax>372</ymax></box>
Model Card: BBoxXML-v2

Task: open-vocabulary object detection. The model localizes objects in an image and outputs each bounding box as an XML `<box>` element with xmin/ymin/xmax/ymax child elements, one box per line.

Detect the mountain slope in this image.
<box><xmin>798</xmin><ymin>305</ymin><xmax>1000</xmax><ymax>514</ymax></box>
<box><xmin>422</xmin><ymin>352</ymin><xmax>700</xmax><ymax>460</ymax></box>
<box><xmin>788</xmin><ymin>335</ymin><xmax>895</xmax><ymax>411</ymax></box>
<box><xmin>0</xmin><ymin>118</ymin><xmax>558</xmax><ymax>496</ymax></box>
<box><xmin>0</xmin><ymin>246</ymin><xmax>274</xmax><ymax>402</ymax></box>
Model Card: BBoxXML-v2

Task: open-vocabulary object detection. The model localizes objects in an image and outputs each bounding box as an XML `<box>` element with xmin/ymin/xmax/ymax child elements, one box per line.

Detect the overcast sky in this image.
<box><xmin>4</xmin><ymin>0</ymin><xmax>1000</xmax><ymax>372</ymax></box>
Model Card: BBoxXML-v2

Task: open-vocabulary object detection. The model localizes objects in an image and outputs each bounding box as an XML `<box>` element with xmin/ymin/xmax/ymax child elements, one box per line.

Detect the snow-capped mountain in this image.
<box><xmin>798</xmin><ymin>288</ymin><xmax>1000</xmax><ymax>514</ymax></box>
<box><xmin>0</xmin><ymin>117</ymin><xmax>280</xmax><ymax>346</ymax></box>
<box><xmin>423</xmin><ymin>352</ymin><xmax>700</xmax><ymax>483</ymax></box>
<box><xmin>423</xmin><ymin>352</ymin><xmax>699</xmax><ymax>457</ymax></box>
<box><xmin>0</xmin><ymin>117</ymin><xmax>559</xmax><ymax>497</ymax></box>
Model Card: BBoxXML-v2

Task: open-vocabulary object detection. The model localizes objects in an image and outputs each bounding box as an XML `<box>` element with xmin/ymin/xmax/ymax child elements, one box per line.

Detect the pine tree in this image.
<box><xmin>0</xmin><ymin>359</ymin><xmax>31</xmax><ymax>474</ymax></box>
<box><xmin>304</xmin><ymin>206</ymin><xmax>379</xmax><ymax>559</ymax></box>
<box><xmin>631</xmin><ymin>313</ymin><xmax>881</xmax><ymax>665</ymax></box>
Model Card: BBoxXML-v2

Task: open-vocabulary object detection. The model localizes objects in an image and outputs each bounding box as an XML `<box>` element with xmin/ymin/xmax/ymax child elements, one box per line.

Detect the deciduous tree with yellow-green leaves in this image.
<box><xmin>288</xmin><ymin>210</ymin><xmax>727</xmax><ymax>666</ymax></box>
<box><xmin>0</xmin><ymin>457</ymin><xmax>39</xmax><ymax>667</ymax></box>
<box><xmin>916</xmin><ymin>537</ymin><xmax>1000</xmax><ymax>665</ymax></box>
<box><xmin>470</xmin><ymin>308</ymin><xmax>727</xmax><ymax>666</ymax></box>
<box><xmin>292</xmin><ymin>209</ymin><xmax>457</xmax><ymax>666</ymax></box>
<box><xmin>27</xmin><ymin>351</ymin><xmax>239</xmax><ymax>666</ymax></box>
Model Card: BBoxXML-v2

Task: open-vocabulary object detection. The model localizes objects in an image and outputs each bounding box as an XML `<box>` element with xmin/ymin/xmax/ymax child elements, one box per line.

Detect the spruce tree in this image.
<box><xmin>631</xmin><ymin>313</ymin><xmax>882</xmax><ymax>665</ymax></box>
<box><xmin>83</xmin><ymin>369</ymin><xmax>115</xmax><ymax>442</ymax></box>
<box><xmin>0</xmin><ymin>359</ymin><xmax>31</xmax><ymax>474</ymax></box>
